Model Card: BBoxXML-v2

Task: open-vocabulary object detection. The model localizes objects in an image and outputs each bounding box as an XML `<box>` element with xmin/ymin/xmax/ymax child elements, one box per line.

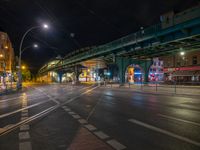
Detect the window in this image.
<box><xmin>0</xmin><ymin>62</ymin><xmax>3</xmax><ymax>69</ymax></box>
<box><xmin>192</xmin><ymin>56</ymin><xmax>197</xmax><ymax>65</ymax></box>
<box><xmin>177</xmin><ymin>62</ymin><xmax>181</xmax><ymax>67</ymax></box>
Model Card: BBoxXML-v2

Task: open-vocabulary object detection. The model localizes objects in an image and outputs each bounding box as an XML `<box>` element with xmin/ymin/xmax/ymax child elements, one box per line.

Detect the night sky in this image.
<box><xmin>0</xmin><ymin>0</ymin><xmax>199</xmax><ymax>73</ymax></box>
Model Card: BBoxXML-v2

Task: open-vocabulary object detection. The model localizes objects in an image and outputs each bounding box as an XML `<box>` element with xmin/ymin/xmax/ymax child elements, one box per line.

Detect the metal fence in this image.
<box><xmin>103</xmin><ymin>81</ymin><xmax>200</xmax><ymax>96</ymax></box>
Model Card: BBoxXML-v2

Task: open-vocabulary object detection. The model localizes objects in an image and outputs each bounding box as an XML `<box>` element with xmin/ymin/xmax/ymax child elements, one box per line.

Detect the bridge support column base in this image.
<box><xmin>140</xmin><ymin>60</ymin><xmax>152</xmax><ymax>83</ymax></box>
<box><xmin>74</xmin><ymin>65</ymin><xmax>82</xmax><ymax>84</ymax></box>
<box><xmin>57</xmin><ymin>72</ymin><xmax>64</xmax><ymax>83</ymax></box>
<box><xmin>116</xmin><ymin>57</ymin><xmax>152</xmax><ymax>84</ymax></box>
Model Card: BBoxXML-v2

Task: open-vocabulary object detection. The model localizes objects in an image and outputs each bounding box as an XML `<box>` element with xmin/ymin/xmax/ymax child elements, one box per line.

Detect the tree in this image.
<box><xmin>22</xmin><ymin>68</ymin><xmax>31</xmax><ymax>81</ymax></box>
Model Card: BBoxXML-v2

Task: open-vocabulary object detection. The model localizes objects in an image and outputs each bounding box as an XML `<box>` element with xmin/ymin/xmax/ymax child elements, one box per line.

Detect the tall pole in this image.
<box><xmin>17</xmin><ymin>26</ymin><xmax>39</xmax><ymax>89</ymax></box>
<box><xmin>3</xmin><ymin>59</ymin><xmax>6</xmax><ymax>90</ymax></box>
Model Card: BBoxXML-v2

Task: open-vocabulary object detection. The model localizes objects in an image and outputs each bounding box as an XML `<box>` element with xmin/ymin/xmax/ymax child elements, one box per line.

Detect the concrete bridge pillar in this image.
<box><xmin>116</xmin><ymin>57</ymin><xmax>136</xmax><ymax>84</ymax></box>
<box><xmin>57</xmin><ymin>71</ymin><xmax>64</xmax><ymax>83</ymax></box>
<box><xmin>74</xmin><ymin>65</ymin><xmax>82</xmax><ymax>83</ymax></box>
<box><xmin>140</xmin><ymin>60</ymin><xmax>152</xmax><ymax>83</ymax></box>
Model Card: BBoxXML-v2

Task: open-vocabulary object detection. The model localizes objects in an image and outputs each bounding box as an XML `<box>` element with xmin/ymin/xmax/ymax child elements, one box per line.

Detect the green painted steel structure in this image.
<box><xmin>39</xmin><ymin>7</ymin><xmax>200</xmax><ymax>83</ymax></box>
<box><xmin>115</xmin><ymin>57</ymin><xmax>152</xmax><ymax>83</ymax></box>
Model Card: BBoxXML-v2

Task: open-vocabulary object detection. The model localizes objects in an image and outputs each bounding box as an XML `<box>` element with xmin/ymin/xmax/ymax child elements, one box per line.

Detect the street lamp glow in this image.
<box><xmin>180</xmin><ymin>52</ymin><xmax>185</xmax><ymax>56</ymax></box>
<box><xmin>33</xmin><ymin>44</ymin><xmax>38</xmax><ymax>48</ymax></box>
<box><xmin>22</xmin><ymin>66</ymin><xmax>26</xmax><ymax>70</ymax></box>
<box><xmin>43</xmin><ymin>24</ymin><xmax>49</xmax><ymax>29</ymax></box>
<box><xmin>0</xmin><ymin>54</ymin><xmax>3</xmax><ymax>58</ymax></box>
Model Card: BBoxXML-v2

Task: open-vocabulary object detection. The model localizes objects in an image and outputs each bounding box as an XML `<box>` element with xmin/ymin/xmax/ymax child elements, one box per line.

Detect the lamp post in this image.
<box><xmin>17</xmin><ymin>24</ymin><xmax>49</xmax><ymax>89</ymax></box>
<box><xmin>21</xmin><ymin>43</ymin><xmax>39</xmax><ymax>55</ymax></box>
<box><xmin>0</xmin><ymin>54</ymin><xmax>6</xmax><ymax>89</ymax></box>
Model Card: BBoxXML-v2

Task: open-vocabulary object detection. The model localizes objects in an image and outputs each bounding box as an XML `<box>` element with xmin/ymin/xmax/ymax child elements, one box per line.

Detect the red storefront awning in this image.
<box><xmin>164</xmin><ymin>66</ymin><xmax>200</xmax><ymax>73</ymax></box>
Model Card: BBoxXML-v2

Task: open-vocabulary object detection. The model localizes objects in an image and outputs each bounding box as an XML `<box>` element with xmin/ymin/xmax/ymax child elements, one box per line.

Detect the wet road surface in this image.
<box><xmin>0</xmin><ymin>83</ymin><xmax>200</xmax><ymax>150</ymax></box>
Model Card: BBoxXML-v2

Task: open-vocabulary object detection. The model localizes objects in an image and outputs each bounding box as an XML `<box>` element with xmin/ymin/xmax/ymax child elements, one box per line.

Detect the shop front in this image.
<box><xmin>126</xmin><ymin>65</ymin><xmax>143</xmax><ymax>83</ymax></box>
<box><xmin>164</xmin><ymin>66</ymin><xmax>200</xmax><ymax>83</ymax></box>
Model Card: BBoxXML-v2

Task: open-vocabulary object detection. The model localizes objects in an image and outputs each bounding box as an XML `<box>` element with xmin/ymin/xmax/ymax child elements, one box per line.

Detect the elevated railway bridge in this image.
<box><xmin>38</xmin><ymin>6</ymin><xmax>200</xmax><ymax>84</ymax></box>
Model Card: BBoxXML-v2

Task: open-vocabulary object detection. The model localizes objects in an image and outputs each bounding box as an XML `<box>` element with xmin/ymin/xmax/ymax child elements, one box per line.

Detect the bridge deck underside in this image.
<box><xmin>39</xmin><ymin>17</ymin><xmax>200</xmax><ymax>74</ymax></box>
<box><xmin>118</xmin><ymin>35</ymin><xmax>200</xmax><ymax>59</ymax></box>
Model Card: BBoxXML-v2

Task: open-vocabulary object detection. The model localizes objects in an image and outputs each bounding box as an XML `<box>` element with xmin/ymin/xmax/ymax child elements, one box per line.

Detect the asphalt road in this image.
<box><xmin>0</xmin><ymin>83</ymin><xmax>200</xmax><ymax>150</ymax></box>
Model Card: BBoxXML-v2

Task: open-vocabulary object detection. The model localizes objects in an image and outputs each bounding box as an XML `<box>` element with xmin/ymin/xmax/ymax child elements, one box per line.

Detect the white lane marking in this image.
<box><xmin>94</xmin><ymin>131</ymin><xmax>109</xmax><ymax>140</ymax></box>
<box><xmin>158</xmin><ymin>114</ymin><xmax>200</xmax><ymax>127</ymax></box>
<box><xmin>86</xmin><ymin>95</ymin><xmax>103</xmax><ymax>121</ymax></box>
<box><xmin>84</xmin><ymin>124</ymin><xmax>97</xmax><ymax>131</ymax></box>
<box><xmin>63</xmin><ymin>84</ymin><xmax>94</xmax><ymax>92</ymax></box>
<box><xmin>77</xmin><ymin>85</ymin><xmax>95</xmax><ymax>91</ymax></box>
<box><xmin>0</xmin><ymin>128</ymin><xmax>6</xmax><ymax>134</ymax></box>
<box><xmin>78</xmin><ymin>119</ymin><xmax>88</xmax><ymax>124</ymax></box>
<box><xmin>63</xmin><ymin>86</ymin><xmax>99</xmax><ymax>105</ymax></box>
<box><xmin>22</xmin><ymin>109</ymin><xmax>28</xmax><ymax>113</ymax></box>
<box><xmin>21</xmin><ymin>113</ymin><xmax>28</xmax><ymax>117</ymax></box>
<box><xmin>21</xmin><ymin>117</ymin><xmax>28</xmax><ymax>121</ymax></box>
<box><xmin>62</xmin><ymin>106</ymin><xmax>68</xmax><ymax>109</ymax></box>
<box><xmin>34</xmin><ymin>87</ymin><xmax>60</xmax><ymax>104</ymax></box>
<box><xmin>0</xmin><ymin>105</ymin><xmax>59</xmax><ymax>136</ymax></box>
<box><xmin>64</xmin><ymin>108</ymin><xmax>71</xmax><ymax>112</ymax></box>
<box><xmin>0</xmin><ymin>94</ymin><xmax>45</xmax><ymax>103</ymax></box>
<box><xmin>20</xmin><ymin>125</ymin><xmax>30</xmax><ymax>131</ymax></box>
<box><xmin>68</xmin><ymin>111</ymin><xmax>76</xmax><ymax>115</ymax></box>
<box><xmin>19</xmin><ymin>142</ymin><xmax>32</xmax><ymax>150</ymax></box>
<box><xmin>19</xmin><ymin>132</ymin><xmax>30</xmax><ymax>140</ymax></box>
<box><xmin>4</xmin><ymin>124</ymin><xmax>15</xmax><ymax>128</ymax></box>
<box><xmin>0</xmin><ymin>100</ymin><xmax>51</xmax><ymax>119</ymax></box>
<box><xmin>72</xmin><ymin>114</ymin><xmax>81</xmax><ymax>119</ymax></box>
<box><xmin>107</xmin><ymin>139</ymin><xmax>126</xmax><ymax>150</ymax></box>
<box><xmin>128</xmin><ymin>118</ymin><xmax>200</xmax><ymax>147</ymax></box>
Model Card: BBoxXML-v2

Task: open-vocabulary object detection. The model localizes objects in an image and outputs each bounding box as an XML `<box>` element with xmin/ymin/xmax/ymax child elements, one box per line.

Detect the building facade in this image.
<box><xmin>160</xmin><ymin>51</ymin><xmax>200</xmax><ymax>83</ymax></box>
<box><xmin>0</xmin><ymin>31</ymin><xmax>15</xmax><ymax>79</ymax></box>
<box><xmin>149</xmin><ymin>58</ymin><xmax>164</xmax><ymax>82</ymax></box>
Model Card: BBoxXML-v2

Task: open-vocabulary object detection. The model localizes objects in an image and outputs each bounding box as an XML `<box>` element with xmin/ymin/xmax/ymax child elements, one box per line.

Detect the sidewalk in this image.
<box><xmin>67</xmin><ymin>127</ymin><xmax>113</xmax><ymax>150</ymax></box>
<box><xmin>103</xmin><ymin>83</ymin><xmax>200</xmax><ymax>96</ymax></box>
<box><xmin>0</xmin><ymin>83</ymin><xmax>17</xmax><ymax>95</ymax></box>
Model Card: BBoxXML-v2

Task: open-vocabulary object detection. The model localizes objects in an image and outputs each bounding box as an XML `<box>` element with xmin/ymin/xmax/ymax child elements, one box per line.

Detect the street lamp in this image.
<box><xmin>17</xmin><ymin>23</ymin><xmax>49</xmax><ymax>89</ymax></box>
<box><xmin>180</xmin><ymin>51</ymin><xmax>185</xmax><ymax>56</ymax></box>
<box><xmin>22</xmin><ymin>65</ymin><xmax>26</xmax><ymax>70</ymax></box>
<box><xmin>21</xmin><ymin>43</ymin><xmax>39</xmax><ymax>55</ymax></box>
<box><xmin>43</xmin><ymin>24</ymin><xmax>49</xmax><ymax>29</ymax></box>
<box><xmin>33</xmin><ymin>44</ymin><xmax>38</xmax><ymax>48</ymax></box>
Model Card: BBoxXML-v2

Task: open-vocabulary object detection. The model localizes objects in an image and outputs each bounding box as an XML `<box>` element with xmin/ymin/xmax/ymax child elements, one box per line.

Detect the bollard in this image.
<box><xmin>174</xmin><ymin>82</ymin><xmax>177</xmax><ymax>94</ymax></box>
<box><xmin>5</xmin><ymin>84</ymin><xmax>8</xmax><ymax>93</ymax></box>
<box><xmin>156</xmin><ymin>83</ymin><xmax>157</xmax><ymax>92</ymax></box>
